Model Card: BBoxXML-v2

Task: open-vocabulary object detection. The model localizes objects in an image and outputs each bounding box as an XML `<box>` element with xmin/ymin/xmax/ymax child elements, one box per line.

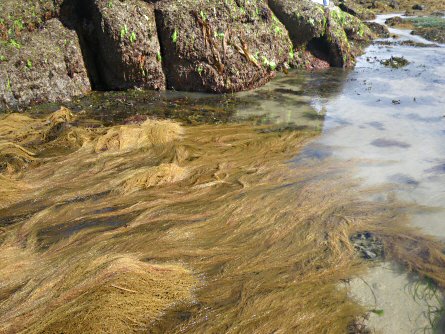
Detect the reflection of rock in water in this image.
<box><xmin>1</xmin><ymin>108</ymin><xmax>445</xmax><ymax>333</ymax></box>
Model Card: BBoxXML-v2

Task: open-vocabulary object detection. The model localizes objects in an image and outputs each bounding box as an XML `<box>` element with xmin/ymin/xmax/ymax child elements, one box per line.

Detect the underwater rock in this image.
<box><xmin>350</xmin><ymin>232</ymin><xmax>384</xmax><ymax>261</ymax></box>
<box><xmin>0</xmin><ymin>19</ymin><xmax>91</xmax><ymax>110</ymax></box>
<box><xmin>380</xmin><ymin>56</ymin><xmax>410</xmax><ymax>68</ymax></box>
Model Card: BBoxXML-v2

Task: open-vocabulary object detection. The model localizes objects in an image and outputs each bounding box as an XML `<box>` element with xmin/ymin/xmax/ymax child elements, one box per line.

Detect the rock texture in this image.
<box><xmin>155</xmin><ymin>0</ymin><xmax>292</xmax><ymax>93</ymax></box>
<box><xmin>0</xmin><ymin>0</ymin><xmax>375</xmax><ymax>110</ymax></box>
<box><xmin>78</xmin><ymin>0</ymin><xmax>165</xmax><ymax>90</ymax></box>
<box><xmin>0</xmin><ymin>19</ymin><xmax>90</xmax><ymax>110</ymax></box>
<box><xmin>365</xmin><ymin>22</ymin><xmax>390</xmax><ymax>38</ymax></box>
<box><xmin>338</xmin><ymin>0</ymin><xmax>376</xmax><ymax>20</ymax></box>
<box><xmin>269</xmin><ymin>0</ymin><xmax>373</xmax><ymax>68</ymax></box>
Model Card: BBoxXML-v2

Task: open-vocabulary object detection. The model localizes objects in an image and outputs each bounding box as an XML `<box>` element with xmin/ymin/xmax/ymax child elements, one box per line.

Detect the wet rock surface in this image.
<box><xmin>0</xmin><ymin>19</ymin><xmax>91</xmax><ymax>110</ymax></box>
<box><xmin>380</xmin><ymin>56</ymin><xmax>410</xmax><ymax>68</ymax></box>
<box><xmin>68</xmin><ymin>0</ymin><xmax>166</xmax><ymax>91</ymax></box>
<box><xmin>0</xmin><ymin>0</ymin><xmax>374</xmax><ymax>110</ymax></box>
<box><xmin>384</xmin><ymin>15</ymin><xmax>445</xmax><ymax>44</ymax></box>
<box><xmin>365</xmin><ymin>22</ymin><xmax>390</xmax><ymax>37</ymax></box>
<box><xmin>155</xmin><ymin>0</ymin><xmax>291</xmax><ymax>93</ymax></box>
<box><xmin>339</xmin><ymin>0</ymin><xmax>377</xmax><ymax>20</ymax></box>
<box><xmin>269</xmin><ymin>1</ymin><xmax>372</xmax><ymax>68</ymax></box>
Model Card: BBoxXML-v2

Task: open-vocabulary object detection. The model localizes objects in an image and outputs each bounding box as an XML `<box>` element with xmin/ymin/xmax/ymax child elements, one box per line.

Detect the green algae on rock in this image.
<box><xmin>0</xmin><ymin>0</ymin><xmax>374</xmax><ymax>110</ymax></box>
<box><xmin>269</xmin><ymin>1</ymin><xmax>373</xmax><ymax>68</ymax></box>
<box><xmin>0</xmin><ymin>19</ymin><xmax>91</xmax><ymax>111</ymax></box>
<box><xmin>155</xmin><ymin>0</ymin><xmax>292</xmax><ymax>93</ymax></box>
<box><xmin>61</xmin><ymin>0</ymin><xmax>166</xmax><ymax>90</ymax></box>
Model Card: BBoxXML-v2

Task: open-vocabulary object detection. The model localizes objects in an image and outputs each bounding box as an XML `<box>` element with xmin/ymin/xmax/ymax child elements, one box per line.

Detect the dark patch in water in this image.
<box><xmin>405</xmin><ymin>113</ymin><xmax>442</xmax><ymax>123</ymax></box>
<box><xmin>303</xmin><ymin>111</ymin><xmax>325</xmax><ymax>121</ymax></box>
<box><xmin>258</xmin><ymin>124</ymin><xmax>310</xmax><ymax>134</ymax></box>
<box><xmin>37</xmin><ymin>210</ymin><xmax>143</xmax><ymax>249</ymax></box>
<box><xmin>292</xmin><ymin>145</ymin><xmax>332</xmax><ymax>164</ymax></box>
<box><xmin>371</xmin><ymin>138</ymin><xmax>411</xmax><ymax>148</ymax></box>
<box><xmin>92</xmin><ymin>206</ymin><xmax>125</xmax><ymax>215</ymax></box>
<box><xmin>425</xmin><ymin>163</ymin><xmax>445</xmax><ymax>174</ymax></box>
<box><xmin>389</xmin><ymin>173</ymin><xmax>419</xmax><ymax>186</ymax></box>
<box><xmin>55</xmin><ymin>191</ymin><xmax>112</xmax><ymax>207</ymax></box>
<box><xmin>350</xmin><ymin>231</ymin><xmax>384</xmax><ymax>261</ymax></box>
<box><xmin>367</xmin><ymin>121</ymin><xmax>385</xmax><ymax>131</ymax></box>
<box><xmin>274</xmin><ymin>88</ymin><xmax>305</xmax><ymax>96</ymax></box>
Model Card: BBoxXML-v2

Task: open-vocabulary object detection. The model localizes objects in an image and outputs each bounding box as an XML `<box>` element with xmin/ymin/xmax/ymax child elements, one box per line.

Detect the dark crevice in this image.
<box><xmin>59</xmin><ymin>0</ymin><xmax>107</xmax><ymax>90</ymax></box>
<box><xmin>307</xmin><ymin>37</ymin><xmax>332</xmax><ymax>64</ymax></box>
<box><xmin>154</xmin><ymin>8</ymin><xmax>170</xmax><ymax>90</ymax></box>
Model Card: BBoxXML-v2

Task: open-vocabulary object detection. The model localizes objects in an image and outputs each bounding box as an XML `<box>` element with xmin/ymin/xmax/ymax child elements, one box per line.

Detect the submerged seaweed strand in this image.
<box><xmin>0</xmin><ymin>109</ymin><xmax>444</xmax><ymax>333</ymax></box>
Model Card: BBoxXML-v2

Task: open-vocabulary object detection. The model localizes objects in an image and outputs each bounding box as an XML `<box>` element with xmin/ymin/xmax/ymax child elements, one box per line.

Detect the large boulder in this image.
<box><xmin>65</xmin><ymin>0</ymin><xmax>166</xmax><ymax>90</ymax></box>
<box><xmin>0</xmin><ymin>19</ymin><xmax>91</xmax><ymax>111</ymax></box>
<box><xmin>267</xmin><ymin>0</ymin><xmax>327</xmax><ymax>45</ymax></box>
<box><xmin>154</xmin><ymin>0</ymin><xmax>293</xmax><ymax>93</ymax></box>
<box><xmin>268</xmin><ymin>0</ymin><xmax>372</xmax><ymax>68</ymax></box>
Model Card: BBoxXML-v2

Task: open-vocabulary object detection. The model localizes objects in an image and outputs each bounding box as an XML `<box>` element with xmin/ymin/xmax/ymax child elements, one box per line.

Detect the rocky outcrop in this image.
<box><xmin>268</xmin><ymin>0</ymin><xmax>373</xmax><ymax>68</ymax></box>
<box><xmin>365</xmin><ymin>22</ymin><xmax>390</xmax><ymax>38</ymax></box>
<box><xmin>338</xmin><ymin>0</ymin><xmax>376</xmax><ymax>20</ymax></box>
<box><xmin>0</xmin><ymin>19</ymin><xmax>90</xmax><ymax>110</ymax></box>
<box><xmin>155</xmin><ymin>0</ymin><xmax>292</xmax><ymax>93</ymax></box>
<box><xmin>65</xmin><ymin>0</ymin><xmax>165</xmax><ymax>90</ymax></box>
<box><xmin>0</xmin><ymin>0</ymin><xmax>375</xmax><ymax>110</ymax></box>
<box><xmin>268</xmin><ymin>0</ymin><xmax>327</xmax><ymax>46</ymax></box>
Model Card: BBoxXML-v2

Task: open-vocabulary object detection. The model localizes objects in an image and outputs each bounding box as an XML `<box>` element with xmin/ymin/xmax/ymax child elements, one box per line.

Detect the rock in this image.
<box><xmin>0</xmin><ymin>0</ymin><xmax>376</xmax><ymax>109</ymax></box>
<box><xmin>155</xmin><ymin>0</ymin><xmax>292</xmax><ymax>93</ymax></box>
<box><xmin>325</xmin><ymin>8</ymin><xmax>373</xmax><ymax>67</ymax></box>
<box><xmin>350</xmin><ymin>231</ymin><xmax>384</xmax><ymax>261</ymax></box>
<box><xmin>268</xmin><ymin>1</ymin><xmax>372</xmax><ymax>68</ymax></box>
<box><xmin>61</xmin><ymin>0</ymin><xmax>165</xmax><ymax>91</ymax></box>
<box><xmin>385</xmin><ymin>16</ymin><xmax>404</xmax><ymax>26</ymax></box>
<box><xmin>338</xmin><ymin>0</ymin><xmax>376</xmax><ymax>20</ymax></box>
<box><xmin>412</xmin><ymin>4</ymin><xmax>425</xmax><ymax>10</ymax></box>
<box><xmin>268</xmin><ymin>0</ymin><xmax>327</xmax><ymax>45</ymax></box>
<box><xmin>364</xmin><ymin>250</ymin><xmax>377</xmax><ymax>259</ymax></box>
<box><xmin>0</xmin><ymin>0</ymin><xmax>62</xmax><ymax>39</ymax></box>
<box><xmin>388</xmin><ymin>0</ymin><xmax>399</xmax><ymax>9</ymax></box>
<box><xmin>380</xmin><ymin>56</ymin><xmax>409</xmax><ymax>68</ymax></box>
<box><xmin>412</xmin><ymin>27</ymin><xmax>445</xmax><ymax>44</ymax></box>
<box><xmin>365</xmin><ymin>22</ymin><xmax>390</xmax><ymax>38</ymax></box>
<box><xmin>0</xmin><ymin>19</ymin><xmax>91</xmax><ymax>111</ymax></box>
<box><xmin>431</xmin><ymin>11</ymin><xmax>445</xmax><ymax>17</ymax></box>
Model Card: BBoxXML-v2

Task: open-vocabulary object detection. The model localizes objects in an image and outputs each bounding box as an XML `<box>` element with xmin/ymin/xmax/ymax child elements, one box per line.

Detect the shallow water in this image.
<box><xmin>0</xmin><ymin>14</ymin><xmax>445</xmax><ymax>334</ymax></box>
